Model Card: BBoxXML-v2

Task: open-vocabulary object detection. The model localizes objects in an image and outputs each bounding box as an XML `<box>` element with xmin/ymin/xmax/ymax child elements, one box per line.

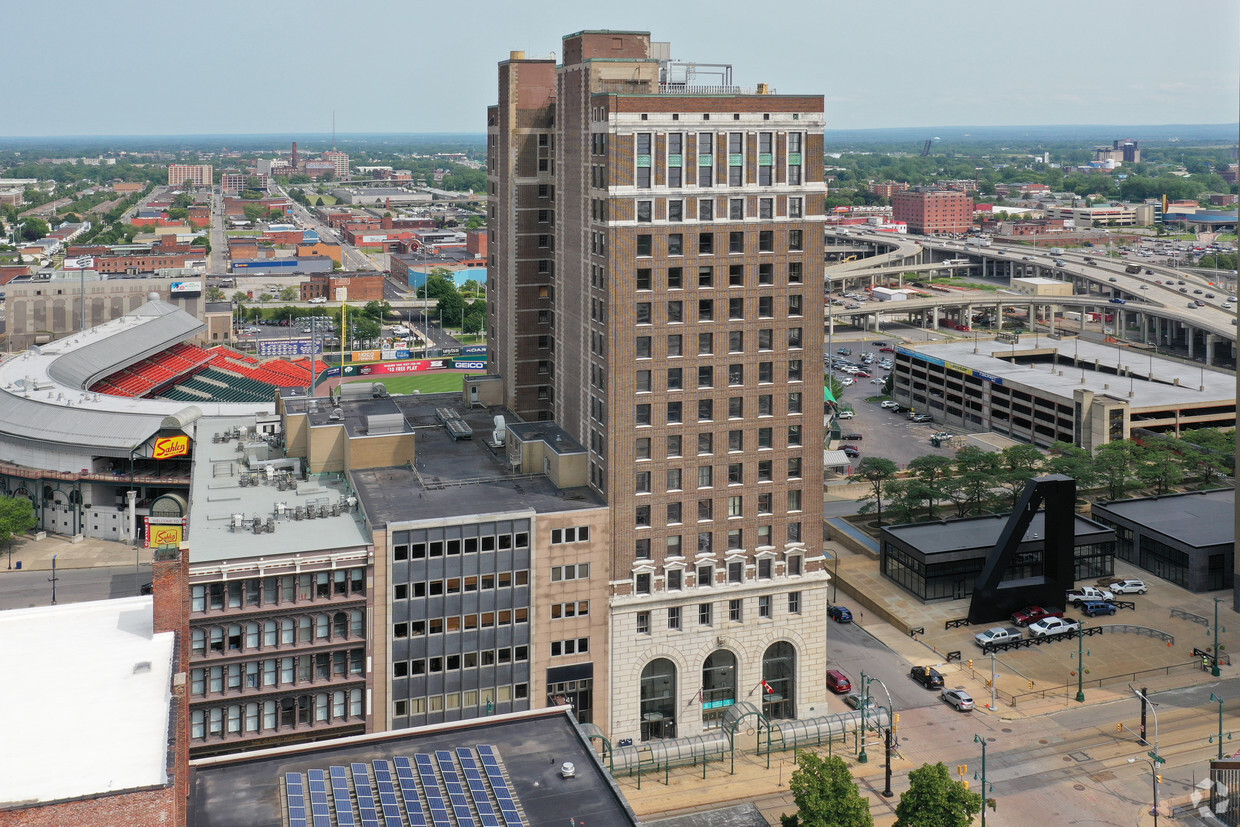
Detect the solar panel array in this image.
<box><xmin>284</xmin><ymin>746</ymin><xmax>526</xmax><ymax>827</ymax></box>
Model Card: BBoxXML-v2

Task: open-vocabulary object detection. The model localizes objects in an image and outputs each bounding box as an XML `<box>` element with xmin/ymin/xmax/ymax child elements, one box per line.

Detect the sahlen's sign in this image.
<box><xmin>153</xmin><ymin>435</ymin><xmax>191</xmax><ymax>459</ymax></box>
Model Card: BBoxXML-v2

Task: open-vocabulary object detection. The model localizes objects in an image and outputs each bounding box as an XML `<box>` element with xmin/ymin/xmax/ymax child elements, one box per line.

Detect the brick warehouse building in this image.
<box><xmin>892</xmin><ymin>188</ymin><xmax>974</xmax><ymax>235</ymax></box>
<box><xmin>489</xmin><ymin>30</ymin><xmax>831</xmax><ymax>743</ymax></box>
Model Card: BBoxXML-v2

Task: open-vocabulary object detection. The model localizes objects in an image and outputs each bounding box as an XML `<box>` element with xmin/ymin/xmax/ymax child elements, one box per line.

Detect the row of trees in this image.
<box><xmin>856</xmin><ymin>431</ymin><xmax>1233</xmax><ymax>525</ymax></box>
<box><xmin>422</xmin><ymin>268</ymin><xmax>487</xmax><ymax>333</ymax></box>
<box><xmin>782</xmin><ymin>753</ymin><xmax>983</xmax><ymax>827</ymax></box>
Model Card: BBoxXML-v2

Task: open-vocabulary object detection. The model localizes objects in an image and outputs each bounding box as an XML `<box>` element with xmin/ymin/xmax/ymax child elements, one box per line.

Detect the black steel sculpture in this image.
<box><xmin>967</xmin><ymin>474</ymin><xmax>1077</xmax><ymax>625</ymax></box>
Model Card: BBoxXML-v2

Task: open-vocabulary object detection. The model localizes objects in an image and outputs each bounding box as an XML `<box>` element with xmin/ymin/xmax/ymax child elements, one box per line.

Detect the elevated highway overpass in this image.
<box><xmin>824</xmin><ymin>230</ymin><xmax>1237</xmax><ymax>363</ymax></box>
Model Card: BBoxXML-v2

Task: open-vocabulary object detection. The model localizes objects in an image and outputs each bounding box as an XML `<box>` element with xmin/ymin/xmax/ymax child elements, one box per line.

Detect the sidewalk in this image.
<box><xmin>0</xmin><ymin>533</ymin><xmax>147</xmax><ymax>573</ymax></box>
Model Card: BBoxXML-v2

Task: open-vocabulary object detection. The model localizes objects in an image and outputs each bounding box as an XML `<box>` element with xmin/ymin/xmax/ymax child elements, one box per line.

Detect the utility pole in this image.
<box><xmin>1132</xmin><ymin>687</ymin><xmax>1163</xmax><ymax>820</ymax></box>
<box><xmin>49</xmin><ymin>554</ymin><xmax>59</xmax><ymax>605</ymax></box>
<box><xmin>973</xmin><ymin>734</ymin><xmax>993</xmax><ymax>827</ymax></box>
<box><xmin>858</xmin><ymin>671</ymin><xmax>869</xmax><ymax>763</ymax></box>
<box><xmin>1210</xmin><ymin>597</ymin><xmax>1226</xmax><ymax>678</ymax></box>
<box><xmin>1210</xmin><ymin>692</ymin><xmax>1233</xmax><ymax>760</ymax></box>
<box><xmin>1073</xmin><ymin>621</ymin><xmax>1089</xmax><ymax>702</ymax></box>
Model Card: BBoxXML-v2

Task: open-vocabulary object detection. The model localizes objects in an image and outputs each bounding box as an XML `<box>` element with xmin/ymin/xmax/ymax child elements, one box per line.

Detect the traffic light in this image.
<box><xmin>968</xmin><ymin>659</ymin><xmax>973</xmax><ymax>669</ymax></box>
<box><xmin>962</xmin><ymin>780</ymin><xmax>970</xmax><ymax>790</ymax></box>
<box><xmin>1157</xmin><ymin>775</ymin><xmax>1163</xmax><ymax>784</ymax></box>
<box><xmin>958</xmin><ymin>764</ymin><xmax>968</xmax><ymax>776</ymax></box>
<box><xmin>894</xmin><ymin>713</ymin><xmax>901</xmax><ymax>726</ymax></box>
<box><xmin>1117</xmin><ymin>723</ymin><xmax>1123</xmax><ymax>732</ymax></box>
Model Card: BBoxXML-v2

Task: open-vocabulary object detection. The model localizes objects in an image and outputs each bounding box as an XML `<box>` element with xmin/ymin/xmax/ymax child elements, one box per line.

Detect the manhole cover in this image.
<box><xmin>1002</xmin><ymin>728</ymin><xmax>1012</xmax><ymax>733</ymax></box>
<box><xmin>1069</xmin><ymin>751</ymin><xmax>1090</xmax><ymax>762</ymax></box>
<box><xmin>1074</xmin><ymin>784</ymin><xmax>1086</xmax><ymax>791</ymax></box>
<box><xmin>1039</xmin><ymin>739</ymin><xmax>1049</xmax><ymax>745</ymax></box>
<box><xmin>987</xmin><ymin>737</ymin><xmax>996</xmax><ymax>743</ymax></box>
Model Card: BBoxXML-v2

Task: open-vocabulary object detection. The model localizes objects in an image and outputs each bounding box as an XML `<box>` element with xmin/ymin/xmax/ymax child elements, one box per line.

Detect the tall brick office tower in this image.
<box><xmin>489</xmin><ymin>30</ymin><xmax>831</xmax><ymax>742</ymax></box>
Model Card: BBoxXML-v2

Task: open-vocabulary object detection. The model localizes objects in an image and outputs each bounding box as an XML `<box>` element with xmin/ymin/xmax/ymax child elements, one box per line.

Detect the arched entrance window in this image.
<box><xmin>639</xmin><ymin>658</ymin><xmax>676</xmax><ymax>741</ymax></box>
<box><xmin>761</xmin><ymin>641</ymin><xmax>796</xmax><ymax>720</ymax></box>
<box><xmin>701</xmin><ymin>649</ymin><xmax>737</xmax><ymax>730</ymax></box>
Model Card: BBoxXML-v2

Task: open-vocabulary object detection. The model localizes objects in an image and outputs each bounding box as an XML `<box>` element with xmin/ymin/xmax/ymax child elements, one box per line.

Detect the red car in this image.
<box><xmin>826</xmin><ymin>670</ymin><xmax>852</xmax><ymax>694</ymax></box>
<box><xmin>854</xmin><ymin>371</ymin><xmax>871</xmax><ymax>378</ymax></box>
<box><xmin>1011</xmin><ymin>605</ymin><xmax>1064</xmax><ymax>627</ymax></box>
<box><xmin>880</xmin><ymin>346</ymin><xmax>895</xmax><ymax>353</ymax></box>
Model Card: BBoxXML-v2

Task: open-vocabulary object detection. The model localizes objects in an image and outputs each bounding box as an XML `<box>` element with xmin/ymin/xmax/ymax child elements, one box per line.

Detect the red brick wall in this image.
<box><xmin>0</xmin><ymin>786</ymin><xmax>179</xmax><ymax>827</ymax></box>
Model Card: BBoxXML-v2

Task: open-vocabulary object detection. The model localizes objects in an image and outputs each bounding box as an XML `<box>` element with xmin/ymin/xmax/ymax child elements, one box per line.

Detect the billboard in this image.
<box><xmin>170</xmin><ymin>280</ymin><xmax>202</xmax><ymax>294</ymax></box>
<box><xmin>454</xmin><ymin>360</ymin><xmax>487</xmax><ymax>370</ymax></box>
<box><xmin>259</xmin><ymin>339</ymin><xmax>322</xmax><ymax>357</ymax></box>
<box><xmin>152</xmin><ymin>435</ymin><xmax>191</xmax><ymax>459</ymax></box>
<box><xmin>461</xmin><ymin>345</ymin><xmax>487</xmax><ymax>356</ymax></box>
<box><xmin>351</xmin><ymin>349</ymin><xmax>382</xmax><ymax>363</ymax></box>
<box><xmin>341</xmin><ymin>359</ymin><xmax>452</xmax><ymax>377</ymax></box>
<box><xmin>145</xmin><ymin>524</ymin><xmax>183</xmax><ymax>548</ymax></box>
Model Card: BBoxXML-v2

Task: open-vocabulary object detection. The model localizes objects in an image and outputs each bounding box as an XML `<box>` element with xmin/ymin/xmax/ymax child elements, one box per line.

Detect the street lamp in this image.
<box><xmin>973</xmin><ymin>734</ymin><xmax>994</xmax><ymax>827</ymax></box>
<box><xmin>1128</xmin><ymin>757</ymin><xmax>1160</xmax><ymax>826</ymax></box>
<box><xmin>1209</xmin><ymin>693</ymin><xmax>1233</xmax><ymax>760</ymax></box>
<box><xmin>867</xmin><ymin>676</ymin><xmax>896</xmax><ymax>797</ymax></box>
<box><xmin>858</xmin><ymin>671</ymin><xmax>870</xmax><ymax>763</ymax></box>
<box><xmin>1071</xmin><ymin>620</ymin><xmax>1089</xmax><ymax>702</ymax></box>
<box><xmin>1208</xmin><ymin>597</ymin><xmax>1227</xmax><ymax>678</ymax></box>
<box><xmin>1132</xmin><ymin>687</ymin><xmax>1163</xmax><ymax>819</ymax></box>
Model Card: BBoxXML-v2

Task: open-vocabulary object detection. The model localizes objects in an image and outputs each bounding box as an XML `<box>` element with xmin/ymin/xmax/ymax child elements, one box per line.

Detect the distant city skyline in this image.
<box><xmin>4</xmin><ymin>0</ymin><xmax>1237</xmax><ymax>137</ymax></box>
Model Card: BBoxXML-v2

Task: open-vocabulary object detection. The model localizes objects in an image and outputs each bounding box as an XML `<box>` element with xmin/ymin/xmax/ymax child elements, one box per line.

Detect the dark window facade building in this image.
<box><xmin>880</xmin><ymin>512</ymin><xmax>1115</xmax><ymax>602</ymax></box>
<box><xmin>1091</xmin><ymin>489</ymin><xmax>1233</xmax><ymax>593</ymax></box>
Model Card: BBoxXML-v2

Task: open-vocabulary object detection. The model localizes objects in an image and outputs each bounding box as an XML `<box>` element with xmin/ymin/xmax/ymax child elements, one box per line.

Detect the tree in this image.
<box><xmin>257</xmin><ymin>292</ymin><xmax>273</xmax><ymax>304</ymax></box>
<box><xmin>20</xmin><ymin>217</ymin><xmax>49</xmax><ymax>241</ymax></box>
<box><xmin>855</xmin><ymin>457</ymin><xmax>899</xmax><ymax>527</ymax></box>
<box><xmin>946</xmin><ymin>446</ymin><xmax>1000</xmax><ymax>517</ymax></box>
<box><xmin>1046</xmin><ymin>442</ymin><xmax>1098</xmax><ymax>490</ymax></box>
<box><xmin>1136</xmin><ymin>445</ymin><xmax>1183</xmax><ymax>495</ymax></box>
<box><xmin>996</xmin><ymin>443</ymin><xmax>1044</xmax><ymax>507</ymax></box>
<box><xmin>462</xmin><ymin>299</ymin><xmax>487</xmax><ymax>334</ymax></box>
<box><xmin>361</xmin><ymin>300</ymin><xmax>393</xmax><ymax>321</ymax></box>
<box><xmin>894</xmin><ymin>762</ymin><xmax>982</xmax><ymax>827</ymax></box>
<box><xmin>279</xmin><ymin>286</ymin><xmax>299</xmax><ymax>301</ymax></box>
<box><xmin>206</xmin><ymin>286</ymin><xmax>225</xmax><ymax>302</ymax></box>
<box><xmin>1094</xmin><ymin>441</ymin><xmax>1137</xmax><ymax>501</ymax></box>
<box><xmin>780</xmin><ymin>752</ymin><xmax>873</xmax><ymax>827</ymax></box>
<box><xmin>231</xmin><ymin>291</ymin><xmax>249</xmax><ymax>305</ymax></box>
<box><xmin>350</xmin><ymin>316</ymin><xmax>382</xmax><ymax>342</ymax></box>
<box><xmin>0</xmin><ymin>495</ymin><xmax>37</xmax><ymax>569</ymax></box>
<box><xmin>908</xmin><ymin>455</ymin><xmax>954</xmax><ymax>518</ymax></box>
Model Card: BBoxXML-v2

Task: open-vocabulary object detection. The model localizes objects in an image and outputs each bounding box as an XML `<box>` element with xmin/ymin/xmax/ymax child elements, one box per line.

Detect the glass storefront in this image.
<box><xmin>701</xmin><ymin>650</ymin><xmax>737</xmax><ymax>730</ymax></box>
<box><xmin>761</xmin><ymin>642</ymin><xmax>795</xmax><ymax>720</ymax></box>
<box><xmin>640</xmin><ymin>658</ymin><xmax>676</xmax><ymax>741</ymax></box>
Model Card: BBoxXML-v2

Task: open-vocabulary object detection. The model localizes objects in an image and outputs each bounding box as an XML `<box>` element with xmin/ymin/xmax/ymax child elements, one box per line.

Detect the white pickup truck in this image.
<box><xmin>974</xmin><ymin>626</ymin><xmax>1023</xmax><ymax>649</ymax></box>
<box><xmin>1066</xmin><ymin>586</ymin><xmax>1114</xmax><ymax>606</ymax></box>
<box><xmin>1028</xmin><ymin>617</ymin><xmax>1081</xmax><ymax>638</ymax></box>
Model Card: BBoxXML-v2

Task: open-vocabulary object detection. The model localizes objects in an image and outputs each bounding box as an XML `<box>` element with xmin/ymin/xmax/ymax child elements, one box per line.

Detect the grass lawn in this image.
<box><xmin>308</xmin><ymin>193</ymin><xmax>338</xmax><ymax>206</ymax></box>
<box><xmin>343</xmin><ymin>372</ymin><xmax>470</xmax><ymax>395</ymax></box>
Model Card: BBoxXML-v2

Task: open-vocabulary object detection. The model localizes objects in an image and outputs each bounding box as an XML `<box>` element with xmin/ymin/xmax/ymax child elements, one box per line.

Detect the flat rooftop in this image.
<box><xmin>0</xmin><ymin>597</ymin><xmax>173</xmax><ymax>806</ymax></box>
<box><xmin>899</xmin><ymin>338</ymin><xmax>1236</xmax><ymax>410</ymax></box>
<box><xmin>188</xmin><ymin>708</ymin><xmax>638</xmax><ymax>827</ymax></box>
<box><xmin>883</xmin><ymin>512</ymin><xmax>1114</xmax><ymax>558</ymax></box>
<box><xmin>1092</xmin><ymin>488</ymin><xmax>1234</xmax><ymax>548</ymax></box>
<box><xmin>188</xmin><ymin>415</ymin><xmax>371</xmax><ymax>564</ymax></box>
<box><xmin>351</xmin><ymin>394</ymin><xmax>603</xmax><ymax>527</ymax></box>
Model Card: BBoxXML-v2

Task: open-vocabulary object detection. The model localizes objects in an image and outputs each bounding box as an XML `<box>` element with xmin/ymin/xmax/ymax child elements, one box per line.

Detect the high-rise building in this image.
<box><xmin>892</xmin><ymin>188</ymin><xmax>974</xmax><ymax>235</ymax></box>
<box><xmin>168</xmin><ymin>164</ymin><xmax>213</xmax><ymax>188</ymax></box>
<box><xmin>489</xmin><ymin>30</ymin><xmax>831</xmax><ymax>743</ymax></box>
<box><xmin>322</xmin><ymin>150</ymin><xmax>350</xmax><ymax>179</ymax></box>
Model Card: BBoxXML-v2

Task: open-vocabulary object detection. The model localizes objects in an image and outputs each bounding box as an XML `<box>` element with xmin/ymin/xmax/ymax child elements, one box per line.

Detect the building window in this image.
<box><xmin>729</xmin><ymin>231</ymin><xmax>744</xmax><ymax>254</ymax></box>
<box><xmin>697</xmin><ymin>563</ymin><xmax>713</xmax><ymax>586</ymax></box>
<box><xmin>636</xmin><ymin>269</ymin><xmax>652</xmax><ymax>290</ymax></box>
<box><xmin>758</xmin><ymin>557</ymin><xmax>773</xmax><ymax>579</ymax></box>
<box><xmin>668</xmin><ymin>607</ymin><xmax>682</xmax><ymax>630</ymax></box>
<box><xmin>636</xmin><ymin>573</ymin><xmax>652</xmax><ymax>594</ymax></box>
<box><xmin>789</xmin><ymin>592</ymin><xmax>802</xmax><ymax>613</ymax></box>
<box><xmin>758</xmin><ymin>230</ymin><xmax>773</xmax><ymax>252</ymax></box>
<box><xmin>637</xmin><ymin>612</ymin><xmax>651</xmax><ymax>634</ymax></box>
<box><xmin>667</xmin><ymin>401</ymin><xmax>683</xmax><ymax>423</ymax></box>
<box><xmin>759</xmin><ymin>595</ymin><xmax>772</xmax><ymax>618</ymax></box>
<box><xmin>699</xmin><ymin>602</ymin><xmax>713</xmax><ymax>625</ymax></box>
<box><xmin>637</xmin><ymin>200</ymin><xmax>653</xmax><ymax>222</ymax></box>
<box><xmin>669</xmin><ymin>234</ymin><xmax>684</xmax><ymax>255</ymax></box>
<box><xmin>789</xmin><ymin>229</ymin><xmax>803</xmax><ymax>250</ymax></box>
<box><xmin>728</xmin><ymin>561</ymin><xmax>744</xmax><ymax>583</ymax></box>
<box><xmin>636</xmin><ymin>505</ymin><xmax>651</xmax><ymax>526</ymax></box>
<box><xmin>698</xmin><ymin>199</ymin><xmax>714</xmax><ymax>220</ymax></box>
<box><xmin>637</xmin><ymin>235</ymin><xmax>652</xmax><ymax>256</ymax></box>
<box><xmin>636</xmin><ymin>404</ymin><xmax>651</xmax><ymax>425</ymax></box>
<box><xmin>636</xmin><ymin>538</ymin><xmax>651</xmax><ymax>559</ymax></box>
<box><xmin>729</xmin><ymin>598</ymin><xmax>743</xmax><ymax>621</ymax></box>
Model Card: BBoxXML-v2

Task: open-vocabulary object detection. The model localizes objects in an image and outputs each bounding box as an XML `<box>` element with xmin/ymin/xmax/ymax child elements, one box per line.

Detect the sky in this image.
<box><xmin>4</xmin><ymin>0</ymin><xmax>1237</xmax><ymax>137</ymax></box>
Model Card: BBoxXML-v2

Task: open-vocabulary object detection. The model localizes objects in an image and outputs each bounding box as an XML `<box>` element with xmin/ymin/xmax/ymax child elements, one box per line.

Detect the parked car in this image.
<box><xmin>826</xmin><ymin>670</ymin><xmax>853</xmax><ymax>694</ymax></box>
<box><xmin>974</xmin><ymin>626</ymin><xmax>1023</xmax><ymax>648</ymax></box>
<box><xmin>308</xmin><ymin>296</ymin><xmax>328</xmax><ymax>303</ymax></box>
<box><xmin>1109</xmin><ymin>579</ymin><xmax>1148</xmax><ymax>595</ymax></box>
<box><xmin>854</xmin><ymin>371</ymin><xmax>871</xmax><ymax>378</ymax></box>
<box><xmin>941</xmin><ymin>689</ymin><xmax>975</xmax><ymax>711</ymax></box>
<box><xmin>1011</xmin><ymin>605</ymin><xmax>1063</xmax><ymax>627</ymax></box>
<box><xmin>1067</xmin><ymin>586</ymin><xmax>1114</xmax><ymax>605</ymax></box>
<box><xmin>910</xmin><ymin>414</ymin><xmax>934</xmax><ymax>423</ymax></box>
<box><xmin>839</xmin><ymin>444</ymin><xmax>860</xmax><ymax>452</ymax></box>
<box><xmin>837</xmin><ymin>347</ymin><xmax>852</xmax><ymax>355</ymax></box>
<box><xmin>880</xmin><ymin>346</ymin><xmax>895</xmax><ymax>353</ymax></box>
<box><xmin>827</xmin><ymin>605</ymin><xmax>853</xmax><ymax>623</ymax></box>
<box><xmin>1079</xmin><ymin>600</ymin><xmax>1117</xmax><ymax>617</ymax></box>
<box><xmin>910</xmin><ymin>666</ymin><xmax>944</xmax><ymax>689</ymax></box>
<box><xmin>843</xmin><ymin>447</ymin><xmax>861</xmax><ymax>458</ymax></box>
<box><xmin>841</xmin><ymin>433</ymin><xmax>863</xmax><ymax>441</ymax></box>
<box><xmin>837</xmin><ymin>410</ymin><xmax>855</xmax><ymax>419</ymax></box>
<box><xmin>880</xmin><ymin>400</ymin><xmax>900</xmax><ymax>409</ymax></box>
<box><xmin>1028</xmin><ymin>617</ymin><xmax>1081</xmax><ymax>638</ymax></box>
<box><xmin>843</xmin><ymin>692</ymin><xmax>876</xmax><ymax>710</ymax></box>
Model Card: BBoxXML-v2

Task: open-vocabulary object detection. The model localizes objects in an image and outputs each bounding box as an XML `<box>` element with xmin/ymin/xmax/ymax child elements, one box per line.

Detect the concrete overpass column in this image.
<box><xmin>1206</xmin><ymin>333</ymin><xmax>1220</xmax><ymax>364</ymax></box>
<box><xmin>1187</xmin><ymin>326</ymin><xmax>1196</xmax><ymax>358</ymax></box>
<box><xmin>1048</xmin><ymin>306</ymin><xmax>1056</xmax><ymax>333</ymax></box>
